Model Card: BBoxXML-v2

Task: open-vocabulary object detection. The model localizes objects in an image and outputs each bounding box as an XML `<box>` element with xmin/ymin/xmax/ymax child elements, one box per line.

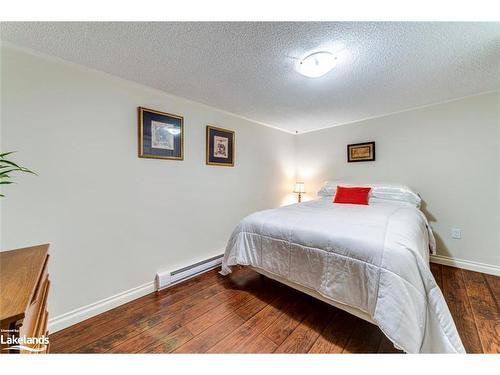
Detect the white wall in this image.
<box><xmin>0</xmin><ymin>46</ymin><xmax>295</xmax><ymax>323</ymax></box>
<box><xmin>296</xmin><ymin>91</ymin><xmax>500</xmax><ymax>270</ymax></box>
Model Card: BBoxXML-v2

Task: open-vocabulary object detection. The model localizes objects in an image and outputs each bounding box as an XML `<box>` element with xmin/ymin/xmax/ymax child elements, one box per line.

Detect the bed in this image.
<box><xmin>220</xmin><ymin>182</ymin><xmax>465</xmax><ymax>353</ymax></box>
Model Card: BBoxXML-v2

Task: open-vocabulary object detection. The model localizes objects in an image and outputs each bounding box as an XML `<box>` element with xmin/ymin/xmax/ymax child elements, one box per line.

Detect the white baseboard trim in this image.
<box><xmin>430</xmin><ymin>254</ymin><xmax>500</xmax><ymax>276</ymax></box>
<box><xmin>48</xmin><ymin>281</ymin><xmax>155</xmax><ymax>334</ymax></box>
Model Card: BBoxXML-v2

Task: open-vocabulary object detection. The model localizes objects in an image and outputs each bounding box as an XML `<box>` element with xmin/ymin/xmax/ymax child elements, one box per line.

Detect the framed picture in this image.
<box><xmin>138</xmin><ymin>107</ymin><xmax>184</xmax><ymax>160</ymax></box>
<box><xmin>206</xmin><ymin>125</ymin><xmax>235</xmax><ymax>167</ymax></box>
<box><xmin>347</xmin><ymin>142</ymin><xmax>375</xmax><ymax>162</ymax></box>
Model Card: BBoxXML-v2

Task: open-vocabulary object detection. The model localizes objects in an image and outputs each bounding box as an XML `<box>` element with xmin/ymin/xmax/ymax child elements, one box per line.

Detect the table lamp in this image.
<box><xmin>293</xmin><ymin>182</ymin><xmax>305</xmax><ymax>203</ymax></box>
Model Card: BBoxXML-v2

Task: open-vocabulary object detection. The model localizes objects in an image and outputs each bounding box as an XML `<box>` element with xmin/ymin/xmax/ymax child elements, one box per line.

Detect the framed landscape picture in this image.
<box><xmin>138</xmin><ymin>107</ymin><xmax>184</xmax><ymax>160</ymax></box>
<box><xmin>347</xmin><ymin>141</ymin><xmax>375</xmax><ymax>162</ymax></box>
<box><xmin>206</xmin><ymin>125</ymin><xmax>235</xmax><ymax>167</ymax></box>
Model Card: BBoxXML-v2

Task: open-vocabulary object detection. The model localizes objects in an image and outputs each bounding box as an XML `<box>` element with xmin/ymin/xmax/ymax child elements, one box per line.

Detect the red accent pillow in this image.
<box><xmin>333</xmin><ymin>186</ymin><xmax>371</xmax><ymax>205</ymax></box>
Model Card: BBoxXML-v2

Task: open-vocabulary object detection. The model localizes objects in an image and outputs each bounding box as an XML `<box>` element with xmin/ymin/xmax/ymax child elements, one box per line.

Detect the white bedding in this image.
<box><xmin>221</xmin><ymin>198</ymin><xmax>465</xmax><ymax>353</ymax></box>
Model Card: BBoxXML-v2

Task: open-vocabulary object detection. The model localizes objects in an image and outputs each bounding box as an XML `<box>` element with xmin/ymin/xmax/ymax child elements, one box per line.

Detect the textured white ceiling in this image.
<box><xmin>1</xmin><ymin>22</ymin><xmax>499</xmax><ymax>133</ymax></box>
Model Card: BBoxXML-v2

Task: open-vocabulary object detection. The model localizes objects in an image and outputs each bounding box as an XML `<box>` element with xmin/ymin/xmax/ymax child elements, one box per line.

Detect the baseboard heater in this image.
<box><xmin>155</xmin><ymin>254</ymin><xmax>224</xmax><ymax>291</ymax></box>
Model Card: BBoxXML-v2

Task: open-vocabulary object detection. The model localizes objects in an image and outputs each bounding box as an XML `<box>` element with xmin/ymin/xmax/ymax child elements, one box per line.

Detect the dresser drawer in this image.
<box><xmin>19</xmin><ymin>256</ymin><xmax>49</xmax><ymax>338</ymax></box>
<box><xmin>33</xmin><ymin>280</ymin><xmax>50</xmax><ymax>337</ymax></box>
<box><xmin>31</xmin><ymin>307</ymin><xmax>49</xmax><ymax>354</ymax></box>
<box><xmin>31</xmin><ymin>255</ymin><xmax>49</xmax><ymax>306</ymax></box>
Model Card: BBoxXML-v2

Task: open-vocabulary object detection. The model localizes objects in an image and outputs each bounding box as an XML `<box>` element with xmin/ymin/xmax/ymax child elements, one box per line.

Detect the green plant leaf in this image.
<box><xmin>20</xmin><ymin>168</ymin><xmax>37</xmax><ymax>175</ymax></box>
<box><xmin>0</xmin><ymin>151</ymin><xmax>16</xmax><ymax>158</ymax></box>
<box><xmin>0</xmin><ymin>159</ymin><xmax>23</xmax><ymax>169</ymax></box>
<box><xmin>0</xmin><ymin>151</ymin><xmax>36</xmax><ymax>198</ymax></box>
<box><xmin>0</xmin><ymin>168</ymin><xmax>22</xmax><ymax>176</ymax></box>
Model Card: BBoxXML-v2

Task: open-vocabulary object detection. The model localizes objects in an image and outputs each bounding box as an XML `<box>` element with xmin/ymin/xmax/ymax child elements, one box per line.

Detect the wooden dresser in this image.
<box><xmin>0</xmin><ymin>244</ymin><xmax>50</xmax><ymax>354</ymax></box>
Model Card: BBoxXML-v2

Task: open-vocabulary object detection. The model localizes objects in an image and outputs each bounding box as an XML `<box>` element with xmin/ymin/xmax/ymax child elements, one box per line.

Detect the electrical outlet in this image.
<box><xmin>451</xmin><ymin>228</ymin><xmax>462</xmax><ymax>239</ymax></box>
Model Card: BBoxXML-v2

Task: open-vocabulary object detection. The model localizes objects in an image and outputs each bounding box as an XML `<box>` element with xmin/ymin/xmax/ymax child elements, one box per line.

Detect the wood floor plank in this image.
<box><xmin>239</xmin><ymin>334</ymin><xmax>277</xmax><ymax>353</ymax></box>
<box><xmin>49</xmin><ymin>293</ymin><xmax>156</xmax><ymax>347</ymax></box>
<box><xmin>430</xmin><ymin>263</ymin><xmax>443</xmax><ymax>289</ymax></box>
<box><xmin>462</xmin><ymin>269</ymin><xmax>500</xmax><ymax>353</ymax></box>
<box><xmin>342</xmin><ymin>320</ymin><xmax>383</xmax><ymax>353</ymax></box>
<box><xmin>308</xmin><ymin>309</ymin><xmax>357</xmax><ymax>354</ymax></box>
<box><xmin>234</xmin><ymin>296</ymin><xmax>268</xmax><ymax>320</ymax></box>
<box><xmin>228</xmin><ymin>296</ymin><xmax>304</xmax><ymax>353</ymax></box>
<box><xmin>263</xmin><ymin>294</ymin><xmax>311</xmax><ymax>345</ymax></box>
<box><xmin>143</xmin><ymin>327</ymin><xmax>194</xmax><ymax>353</ymax></box>
<box><xmin>484</xmin><ymin>274</ymin><xmax>500</xmax><ymax>310</ymax></box>
<box><xmin>174</xmin><ymin>313</ymin><xmax>245</xmax><ymax>353</ymax></box>
<box><xmin>233</xmin><ymin>281</ymin><xmax>282</xmax><ymax>320</ymax></box>
<box><xmin>107</xmin><ymin>288</ymin><xmax>240</xmax><ymax>353</ymax></box>
<box><xmin>274</xmin><ymin>301</ymin><xmax>334</xmax><ymax>353</ymax></box>
<box><xmin>74</xmin><ymin>310</ymin><xmax>173</xmax><ymax>353</ymax></box>
<box><xmin>207</xmin><ymin>295</ymin><xmax>287</xmax><ymax>353</ymax></box>
<box><xmin>441</xmin><ymin>265</ymin><xmax>483</xmax><ymax>353</ymax></box>
<box><xmin>186</xmin><ymin>292</ymin><xmax>254</xmax><ymax>336</ymax></box>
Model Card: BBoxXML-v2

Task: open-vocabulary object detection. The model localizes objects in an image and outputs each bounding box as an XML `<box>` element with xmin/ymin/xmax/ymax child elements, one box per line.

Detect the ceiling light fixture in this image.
<box><xmin>296</xmin><ymin>51</ymin><xmax>338</xmax><ymax>78</ymax></box>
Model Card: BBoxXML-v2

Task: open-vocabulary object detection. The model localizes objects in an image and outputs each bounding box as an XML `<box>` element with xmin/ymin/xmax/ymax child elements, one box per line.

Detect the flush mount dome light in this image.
<box><xmin>296</xmin><ymin>51</ymin><xmax>338</xmax><ymax>78</ymax></box>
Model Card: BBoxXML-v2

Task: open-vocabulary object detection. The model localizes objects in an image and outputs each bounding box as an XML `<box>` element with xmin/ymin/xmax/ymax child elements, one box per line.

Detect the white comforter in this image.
<box><xmin>221</xmin><ymin>198</ymin><xmax>465</xmax><ymax>353</ymax></box>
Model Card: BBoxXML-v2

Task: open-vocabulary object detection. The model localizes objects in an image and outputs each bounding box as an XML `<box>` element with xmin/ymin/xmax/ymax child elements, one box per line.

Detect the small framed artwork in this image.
<box><xmin>347</xmin><ymin>141</ymin><xmax>375</xmax><ymax>162</ymax></box>
<box><xmin>138</xmin><ymin>107</ymin><xmax>184</xmax><ymax>160</ymax></box>
<box><xmin>206</xmin><ymin>125</ymin><xmax>235</xmax><ymax>167</ymax></box>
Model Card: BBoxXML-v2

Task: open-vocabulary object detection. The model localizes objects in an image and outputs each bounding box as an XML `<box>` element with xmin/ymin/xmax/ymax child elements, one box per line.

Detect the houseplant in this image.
<box><xmin>0</xmin><ymin>152</ymin><xmax>36</xmax><ymax>197</ymax></box>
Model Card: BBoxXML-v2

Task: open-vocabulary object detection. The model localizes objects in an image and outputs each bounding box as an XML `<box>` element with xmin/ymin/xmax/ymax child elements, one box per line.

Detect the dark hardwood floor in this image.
<box><xmin>50</xmin><ymin>264</ymin><xmax>500</xmax><ymax>354</ymax></box>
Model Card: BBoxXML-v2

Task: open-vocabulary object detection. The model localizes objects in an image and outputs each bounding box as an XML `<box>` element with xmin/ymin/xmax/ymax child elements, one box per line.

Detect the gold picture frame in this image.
<box><xmin>347</xmin><ymin>142</ymin><xmax>375</xmax><ymax>162</ymax></box>
<box><xmin>206</xmin><ymin>125</ymin><xmax>235</xmax><ymax>167</ymax></box>
<box><xmin>138</xmin><ymin>107</ymin><xmax>184</xmax><ymax>160</ymax></box>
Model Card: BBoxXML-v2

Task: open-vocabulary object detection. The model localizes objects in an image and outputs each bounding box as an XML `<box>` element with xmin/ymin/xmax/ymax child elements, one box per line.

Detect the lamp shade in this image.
<box><xmin>293</xmin><ymin>182</ymin><xmax>305</xmax><ymax>193</ymax></box>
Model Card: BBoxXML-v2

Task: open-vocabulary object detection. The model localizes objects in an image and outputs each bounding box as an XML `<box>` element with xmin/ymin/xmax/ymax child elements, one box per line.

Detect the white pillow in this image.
<box><xmin>318</xmin><ymin>181</ymin><xmax>352</xmax><ymax>197</ymax></box>
<box><xmin>317</xmin><ymin>181</ymin><xmax>421</xmax><ymax>207</ymax></box>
